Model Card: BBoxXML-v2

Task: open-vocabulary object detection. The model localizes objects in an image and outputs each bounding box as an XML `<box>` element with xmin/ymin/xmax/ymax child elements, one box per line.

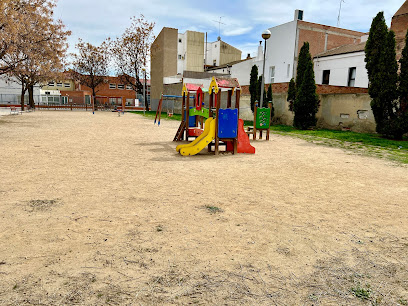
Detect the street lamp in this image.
<box><xmin>260</xmin><ymin>29</ymin><xmax>271</xmax><ymax>108</ymax></box>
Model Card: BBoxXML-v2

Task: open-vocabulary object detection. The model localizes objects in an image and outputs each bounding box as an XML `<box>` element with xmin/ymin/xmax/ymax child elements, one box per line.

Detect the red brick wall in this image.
<box><xmin>241</xmin><ymin>83</ymin><xmax>368</xmax><ymax>95</ymax></box>
<box><xmin>79</xmin><ymin>76</ymin><xmax>136</xmax><ymax>99</ymax></box>
<box><xmin>297</xmin><ymin>21</ymin><xmax>364</xmax><ymax>58</ymax></box>
<box><xmin>391</xmin><ymin>14</ymin><xmax>408</xmax><ymax>61</ymax></box>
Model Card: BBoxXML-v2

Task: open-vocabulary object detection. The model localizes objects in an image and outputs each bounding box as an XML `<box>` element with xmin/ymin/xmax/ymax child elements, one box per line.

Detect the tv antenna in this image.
<box><xmin>213</xmin><ymin>16</ymin><xmax>226</xmax><ymax>40</ymax></box>
<box><xmin>337</xmin><ymin>0</ymin><xmax>345</xmax><ymax>27</ymax></box>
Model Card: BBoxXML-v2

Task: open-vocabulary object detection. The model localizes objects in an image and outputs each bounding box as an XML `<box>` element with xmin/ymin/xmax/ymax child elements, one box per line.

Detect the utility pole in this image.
<box><xmin>337</xmin><ymin>0</ymin><xmax>345</xmax><ymax>27</ymax></box>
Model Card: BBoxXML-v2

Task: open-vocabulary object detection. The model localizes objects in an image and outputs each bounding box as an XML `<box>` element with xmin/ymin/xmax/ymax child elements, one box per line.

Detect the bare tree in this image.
<box><xmin>71</xmin><ymin>39</ymin><xmax>109</xmax><ymax>113</ymax></box>
<box><xmin>3</xmin><ymin>0</ymin><xmax>70</xmax><ymax>110</ymax></box>
<box><xmin>110</xmin><ymin>15</ymin><xmax>155</xmax><ymax>109</ymax></box>
<box><xmin>1</xmin><ymin>0</ymin><xmax>64</xmax><ymax>76</ymax></box>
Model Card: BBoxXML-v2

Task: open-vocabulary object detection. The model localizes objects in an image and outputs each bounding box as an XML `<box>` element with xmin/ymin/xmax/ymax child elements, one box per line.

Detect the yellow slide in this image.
<box><xmin>176</xmin><ymin>117</ymin><xmax>214</xmax><ymax>152</ymax></box>
<box><xmin>178</xmin><ymin>118</ymin><xmax>216</xmax><ymax>156</ymax></box>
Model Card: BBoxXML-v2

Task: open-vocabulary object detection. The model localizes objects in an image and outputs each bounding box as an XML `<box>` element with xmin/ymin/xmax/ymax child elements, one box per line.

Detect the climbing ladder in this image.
<box><xmin>173</xmin><ymin>120</ymin><xmax>186</xmax><ymax>141</ymax></box>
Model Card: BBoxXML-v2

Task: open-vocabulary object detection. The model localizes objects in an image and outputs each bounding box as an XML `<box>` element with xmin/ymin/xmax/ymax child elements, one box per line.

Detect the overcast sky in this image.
<box><xmin>55</xmin><ymin>0</ymin><xmax>405</xmax><ymax>61</ymax></box>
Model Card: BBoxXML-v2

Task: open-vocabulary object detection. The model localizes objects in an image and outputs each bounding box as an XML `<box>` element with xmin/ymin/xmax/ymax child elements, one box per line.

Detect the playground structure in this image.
<box><xmin>173</xmin><ymin>83</ymin><xmax>209</xmax><ymax>142</ymax></box>
<box><xmin>246</xmin><ymin>101</ymin><xmax>273</xmax><ymax>140</ymax></box>
<box><xmin>176</xmin><ymin>77</ymin><xmax>255</xmax><ymax>156</ymax></box>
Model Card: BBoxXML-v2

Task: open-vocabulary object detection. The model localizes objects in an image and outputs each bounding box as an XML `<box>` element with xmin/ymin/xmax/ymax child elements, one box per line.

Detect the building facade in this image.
<box><xmin>391</xmin><ymin>0</ymin><xmax>408</xmax><ymax>61</ymax></box>
<box><xmin>314</xmin><ymin>41</ymin><xmax>368</xmax><ymax>88</ymax></box>
<box><xmin>151</xmin><ymin>27</ymin><xmax>242</xmax><ymax>104</ymax></box>
<box><xmin>262</xmin><ymin>11</ymin><xmax>365</xmax><ymax>85</ymax></box>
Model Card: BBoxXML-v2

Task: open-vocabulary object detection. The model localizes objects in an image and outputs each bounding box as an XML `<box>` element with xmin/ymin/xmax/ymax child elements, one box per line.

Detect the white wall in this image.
<box><xmin>0</xmin><ymin>76</ymin><xmax>41</xmax><ymax>95</ymax></box>
<box><xmin>264</xmin><ymin>20</ymin><xmax>298</xmax><ymax>84</ymax></box>
<box><xmin>177</xmin><ymin>33</ymin><xmax>186</xmax><ymax>74</ymax></box>
<box><xmin>204</xmin><ymin>41</ymin><xmax>221</xmax><ymax>66</ymax></box>
<box><xmin>209</xmin><ymin>58</ymin><xmax>262</xmax><ymax>86</ymax></box>
<box><xmin>314</xmin><ymin>52</ymin><xmax>368</xmax><ymax>88</ymax></box>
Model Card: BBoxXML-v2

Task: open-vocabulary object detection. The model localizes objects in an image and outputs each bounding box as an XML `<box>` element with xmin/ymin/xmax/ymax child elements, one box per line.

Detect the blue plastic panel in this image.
<box><xmin>218</xmin><ymin>109</ymin><xmax>238</xmax><ymax>138</ymax></box>
<box><xmin>184</xmin><ymin>107</ymin><xmax>196</xmax><ymax>127</ymax></box>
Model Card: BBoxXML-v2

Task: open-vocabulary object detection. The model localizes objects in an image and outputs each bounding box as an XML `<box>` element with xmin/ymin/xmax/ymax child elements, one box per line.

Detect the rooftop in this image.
<box><xmin>315</xmin><ymin>42</ymin><xmax>366</xmax><ymax>58</ymax></box>
<box><xmin>394</xmin><ymin>0</ymin><xmax>408</xmax><ymax>17</ymax></box>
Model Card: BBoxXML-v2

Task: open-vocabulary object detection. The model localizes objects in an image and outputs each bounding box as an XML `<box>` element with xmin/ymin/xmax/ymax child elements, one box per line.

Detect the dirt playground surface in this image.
<box><xmin>0</xmin><ymin>111</ymin><xmax>407</xmax><ymax>305</ymax></box>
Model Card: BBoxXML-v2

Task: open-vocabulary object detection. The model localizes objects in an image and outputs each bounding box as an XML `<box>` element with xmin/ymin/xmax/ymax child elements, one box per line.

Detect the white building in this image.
<box><xmin>0</xmin><ymin>75</ymin><xmax>62</xmax><ymax>105</ymax></box>
<box><xmin>207</xmin><ymin>43</ymin><xmax>264</xmax><ymax>85</ymax></box>
<box><xmin>0</xmin><ymin>76</ymin><xmax>41</xmax><ymax>104</ymax></box>
<box><xmin>314</xmin><ymin>41</ymin><xmax>368</xmax><ymax>88</ymax></box>
<box><xmin>206</xmin><ymin>10</ymin><xmax>366</xmax><ymax>87</ymax></box>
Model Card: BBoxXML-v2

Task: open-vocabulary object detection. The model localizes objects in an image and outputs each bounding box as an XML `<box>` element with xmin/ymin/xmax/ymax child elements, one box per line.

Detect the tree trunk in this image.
<box><xmin>92</xmin><ymin>88</ymin><xmax>97</xmax><ymax>112</ymax></box>
<box><xmin>20</xmin><ymin>82</ymin><xmax>26</xmax><ymax>111</ymax></box>
<box><xmin>28</xmin><ymin>84</ymin><xmax>35</xmax><ymax>109</ymax></box>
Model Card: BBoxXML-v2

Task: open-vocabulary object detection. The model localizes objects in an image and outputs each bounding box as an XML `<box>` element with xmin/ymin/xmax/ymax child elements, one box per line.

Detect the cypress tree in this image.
<box><xmin>365</xmin><ymin>12</ymin><xmax>407</xmax><ymax>139</ymax></box>
<box><xmin>249</xmin><ymin>65</ymin><xmax>258</xmax><ymax>112</ymax></box>
<box><xmin>295</xmin><ymin>43</ymin><xmax>309</xmax><ymax>96</ymax></box>
<box><xmin>256</xmin><ymin>75</ymin><xmax>262</xmax><ymax>106</ymax></box>
<box><xmin>287</xmin><ymin>78</ymin><xmax>296</xmax><ymax>112</ymax></box>
<box><xmin>267</xmin><ymin>84</ymin><xmax>274</xmax><ymax>119</ymax></box>
<box><xmin>293</xmin><ymin>42</ymin><xmax>319</xmax><ymax>129</ymax></box>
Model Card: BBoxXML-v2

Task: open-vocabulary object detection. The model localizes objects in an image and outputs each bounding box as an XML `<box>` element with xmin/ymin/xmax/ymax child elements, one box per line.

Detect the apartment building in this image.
<box><xmin>151</xmin><ymin>27</ymin><xmax>242</xmax><ymax>104</ymax></box>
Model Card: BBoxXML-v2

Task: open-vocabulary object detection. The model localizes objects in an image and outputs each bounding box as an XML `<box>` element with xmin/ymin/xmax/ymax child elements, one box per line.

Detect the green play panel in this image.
<box><xmin>189</xmin><ymin>107</ymin><xmax>210</xmax><ymax>118</ymax></box>
<box><xmin>256</xmin><ymin>108</ymin><xmax>271</xmax><ymax>129</ymax></box>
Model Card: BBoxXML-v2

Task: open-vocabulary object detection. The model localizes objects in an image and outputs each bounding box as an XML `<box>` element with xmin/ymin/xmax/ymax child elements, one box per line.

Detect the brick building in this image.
<box><xmin>262</xmin><ymin>10</ymin><xmax>365</xmax><ymax>85</ymax></box>
<box><xmin>44</xmin><ymin>74</ymin><xmax>150</xmax><ymax>107</ymax></box>
<box><xmin>391</xmin><ymin>0</ymin><xmax>408</xmax><ymax>61</ymax></box>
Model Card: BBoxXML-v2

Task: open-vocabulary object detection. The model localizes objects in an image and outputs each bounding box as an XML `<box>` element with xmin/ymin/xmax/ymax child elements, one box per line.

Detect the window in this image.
<box><xmin>348</xmin><ymin>67</ymin><xmax>356</xmax><ymax>87</ymax></box>
<box><xmin>57</xmin><ymin>82</ymin><xmax>62</xmax><ymax>87</ymax></box>
<box><xmin>178</xmin><ymin>54</ymin><xmax>182</xmax><ymax>59</ymax></box>
<box><xmin>322</xmin><ymin>70</ymin><xmax>330</xmax><ymax>85</ymax></box>
<box><xmin>126</xmin><ymin>98</ymin><xmax>133</xmax><ymax>106</ymax></box>
<box><xmin>85</xmin><ymin>95</ymin><xmax>91</xmax><ymax>104</ymax></box>
<box><xmin>61</xmin><ymin>96</ymin><xmax>68</xmax><ymax>104</ymax></box>
<box><xmin>215</xmin><ymin>44</ymin><xmax>217</xmax><ymax>48</ymax></box>
<box><xmin>126</xmin><ymin>85</ymin><xmax>132</xmax><ymax>90</ymax></box>
<box><xmin>269</xmin><ymin>66</ymin><xmax>275</xmax><ymax>83</ymax></box>
<box><xmin>179</xmin><ymin>38</ymin><xmax>182</xmax><ymax>43</ymax></box>
<box><xmin>118</xmin><ymin>84</ymin><xmax>124</xmax><ymax>89</ymax></box>
<box><xmin>287</xmin><ymin>64</ymin><xmax>291</xmax><ymax>78</ymax></box>
<box><xmin>213</xmin><ymin>60</ymin><xmax>216</xmax><ymax>66</ymax></box>
<box><xmin>109</xmin><ymin>98</ymin><xmax>116</xmax><ymax>105</ymax></box>
<box><xmin>64</xmin><ymin>83</ymin><xmax>70</xmax><ymax>88</ymax></box>
<box><xmin>48</xmin><ymin>82</ymin><xmax>55</xmax><ymax>86</ymax></box>
<box><xmin>109</xmin><ymin>83</ymin><xmax>116</xmax><ymax>89</ymax></box>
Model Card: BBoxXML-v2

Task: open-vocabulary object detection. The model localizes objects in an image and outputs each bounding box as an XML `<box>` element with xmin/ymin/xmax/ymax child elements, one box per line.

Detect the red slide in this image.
<box><xmin>237</xmin><ymin>119</ymin><xmax>255</xmax><ymax>154</ymax></box>
<box><xmin>226</xmin><ymin>119</ymin><xmax>256</xmax><ymax>154</ymax></box>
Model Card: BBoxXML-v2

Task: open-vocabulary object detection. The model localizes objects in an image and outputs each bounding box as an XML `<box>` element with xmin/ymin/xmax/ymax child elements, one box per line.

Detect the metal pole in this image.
<box><xmin>143</xmin><ymin>70</ymin><xmax>146</xmax><ymax>115</ymax></box>
<box><xmin>260</xmin><ymin>39</ymin><xmax>267</xmax><ymax>107</ymax></box>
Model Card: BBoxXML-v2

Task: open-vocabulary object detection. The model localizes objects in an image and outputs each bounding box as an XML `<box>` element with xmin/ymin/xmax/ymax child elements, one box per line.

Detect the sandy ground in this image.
<box><xmin>0</xmin><ymin>110</ymin><xmax>407</xmax><ymax>305</ymax></box>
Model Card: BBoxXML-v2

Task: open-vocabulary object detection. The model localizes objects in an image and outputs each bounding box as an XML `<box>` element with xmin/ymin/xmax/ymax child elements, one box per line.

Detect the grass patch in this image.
<box><xmin>204</xmin><ymin>205</ymin><xmax>223</xmax><ymax>214</ymax></box>
<box><xmin>351</xmin><ymin>284</ymin><xmax>371</xmax><ymax>300</ymax></box>
<box><xmin>129</xmin><ymin>110</ymin><xmax>182</xmax><ymax>122</ymax></box>
<box><xmin>267</xmin><ymin>124</ymin><xmax>408</xmax><ymax>164</ymax></box>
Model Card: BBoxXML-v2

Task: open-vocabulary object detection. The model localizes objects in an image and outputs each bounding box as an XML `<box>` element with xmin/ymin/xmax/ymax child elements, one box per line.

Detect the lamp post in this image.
<box><xmin>142</xmin><ymin>68</ymin><xmax>146</xmax><ymax>115</ymax></box>
<box><xmin>260</xmin><ymin>29</ymin><xmax>271</xmax><ymax>108</ymax></box>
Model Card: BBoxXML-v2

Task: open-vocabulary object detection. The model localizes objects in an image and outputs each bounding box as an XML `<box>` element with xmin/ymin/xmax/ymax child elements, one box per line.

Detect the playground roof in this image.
<box><xmin>209</xmin><ymin>76</ymin><xmax>241</xmax><ymax>95</ymax></box>
<box><xmin>184</xmin><ymin>83</ymin><xmax>203</xmax><ymax>92</ymax></box>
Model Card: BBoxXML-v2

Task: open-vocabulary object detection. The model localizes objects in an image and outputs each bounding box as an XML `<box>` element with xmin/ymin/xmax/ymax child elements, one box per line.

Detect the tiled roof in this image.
<box><xmin>315</xmin><ymin>42</ymin><xmax>366</xmax><ymax>58</ymax></box>
<box><xmin>394</xmin><ymin>1</ymin><xmax>408</xmax><ymax>17</ymax></box>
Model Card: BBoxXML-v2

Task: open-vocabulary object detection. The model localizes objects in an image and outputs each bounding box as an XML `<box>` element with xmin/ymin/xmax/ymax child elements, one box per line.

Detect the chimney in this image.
<box><xmin>294</xmin><ymin>9</ymin><xmax>303</xmax><ymax>21</ymax></box>
<box><xmin>257</xmin><ymin>41</ymin><xmax>263</xmax><ymax>61</ymax></box>
<box><xmin>247</xmin><ymin>53</ymin><xmax>251</xmax><ymax>59</ymax></box>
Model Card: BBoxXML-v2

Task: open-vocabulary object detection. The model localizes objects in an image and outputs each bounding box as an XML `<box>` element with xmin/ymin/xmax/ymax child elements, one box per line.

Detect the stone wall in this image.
<box><xmin>260</xmin><ymin>92</ymin><xmax>375</xmax><ymax>133</ymax></box>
